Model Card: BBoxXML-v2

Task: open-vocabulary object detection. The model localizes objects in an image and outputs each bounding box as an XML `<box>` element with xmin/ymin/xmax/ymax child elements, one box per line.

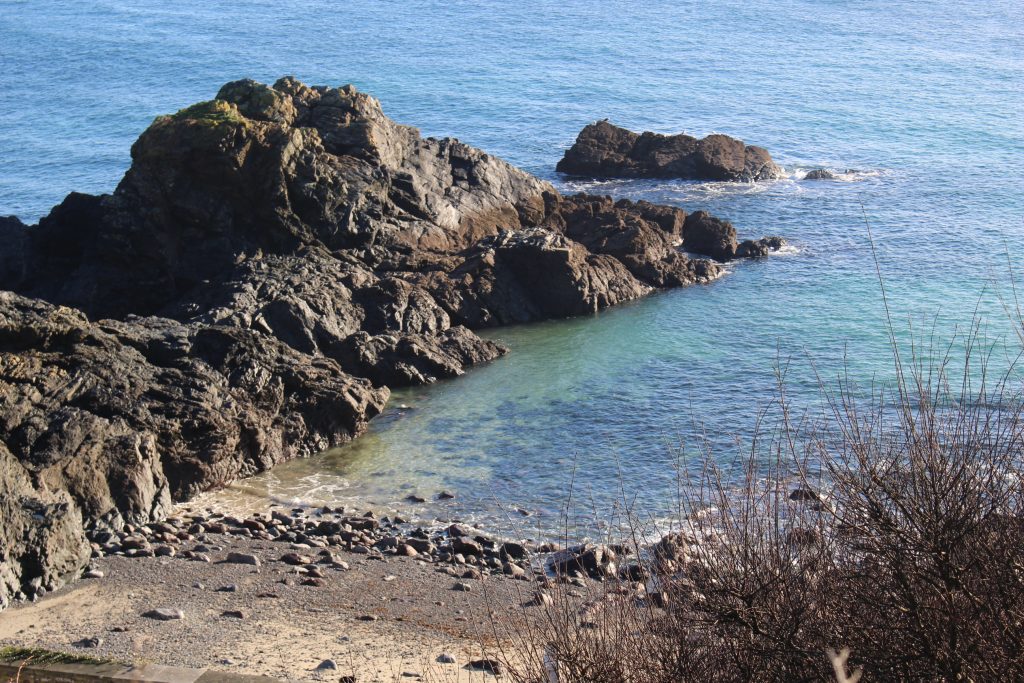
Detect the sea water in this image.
<box><xmin>2</xmin><ymin>0</ymin><xmax>1022</xmax><ymax>535</ymax></box>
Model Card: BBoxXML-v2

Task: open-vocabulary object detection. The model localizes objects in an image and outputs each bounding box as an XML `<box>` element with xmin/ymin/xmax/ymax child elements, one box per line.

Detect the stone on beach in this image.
<box><xmin>142</xmin><ymin>607</ymin><xmax>184</xmax><ymax>621</ymax></box>
<box><xmin>225</xmin><ymin>552</ymin><xmax>261</xmax><ymax>567</ymax></box>
<box><xmin>466</xmin><ymin>659</ymin><xmax>503</xmax><ymax>675</ymax></box>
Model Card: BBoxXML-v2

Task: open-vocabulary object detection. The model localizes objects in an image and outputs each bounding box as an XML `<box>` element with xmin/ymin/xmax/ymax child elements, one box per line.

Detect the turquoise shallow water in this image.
<box><xmin>2</xmin><ymin>1</ymin><xmax>1023</xmax><ymax>534</ymax></box>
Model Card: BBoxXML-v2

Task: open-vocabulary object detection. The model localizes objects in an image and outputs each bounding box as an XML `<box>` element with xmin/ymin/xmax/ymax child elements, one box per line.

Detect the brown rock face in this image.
<box><xmin>557</xmin><ymin>120</ymin><xmax>783</xmax><ymax>181</ymax></box>
<box><xmin>0</xmin><ymin>78</ymin><xmax>785</xmax><ymax>606</ymax></box>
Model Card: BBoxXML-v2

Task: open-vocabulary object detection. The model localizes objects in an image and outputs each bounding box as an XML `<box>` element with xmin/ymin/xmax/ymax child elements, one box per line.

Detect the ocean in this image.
<box><xmin>2</xmin><ymin>0</ymin><xmax>1022</xmax><ymax>536</ymax></box>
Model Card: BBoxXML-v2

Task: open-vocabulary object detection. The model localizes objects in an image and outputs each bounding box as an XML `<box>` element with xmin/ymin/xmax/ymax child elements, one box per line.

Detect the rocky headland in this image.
<box><xmin>0</xmin><ymin>77</ymin><xmax>785</xmax><ymax>608</ymax></box>
<box><xmin>557</xmin><ymin>119</ymin><xmax>783</xmax><ymax>181</ymax></box>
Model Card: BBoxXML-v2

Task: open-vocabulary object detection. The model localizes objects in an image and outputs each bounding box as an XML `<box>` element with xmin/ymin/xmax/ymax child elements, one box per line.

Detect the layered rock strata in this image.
<box><xmin>0</xmin><ymin>77</ymin><xmax>784</xmax><ymax>607</ymax></box>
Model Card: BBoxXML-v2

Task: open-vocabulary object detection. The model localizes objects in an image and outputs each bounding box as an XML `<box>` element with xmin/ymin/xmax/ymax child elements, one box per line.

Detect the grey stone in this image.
<box><xmin>225</xmin><ymin>552</ymin><xmax>261</xmax><ymax>567</ymax></box>
<box><xmin>73</xmin><ymin>637</ymin><xmax>103</xmax><ymax>648</ymax></box>
<box><xmin>465</xmin><ymin>659</ymin><xmax>502</xmax><ymax>675</ymax></box>
<box><xmin>142</xmin><ymin>608</ymin><xmax>183</xmax><ymax>621</ymax></box>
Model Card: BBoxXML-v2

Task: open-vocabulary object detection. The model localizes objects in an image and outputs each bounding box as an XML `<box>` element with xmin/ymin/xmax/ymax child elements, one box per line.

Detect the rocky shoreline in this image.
<box><xmin>0</xmin><ymin>77</ymin><xmax>785</xmax><ymax>609</ymax></box>
<box><xmin>0</xmin><ymin>498</ymin><xmax>661</xmax><ymax>681</ymax></box>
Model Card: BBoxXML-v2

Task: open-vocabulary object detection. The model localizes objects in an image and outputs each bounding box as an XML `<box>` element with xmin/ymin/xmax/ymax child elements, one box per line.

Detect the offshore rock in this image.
<box><xmin>0</xmin><ymin>77</ymin><xmax>783</xmax><ymax>607</ymax></box>
<box><xmin>737</xmin><ymin>236</ymin><xmax>787</xmax><ymax>259</ymax></box>
<box><xmin>557</xmin><ymin>119</ymin><xmax>783</xmax><ymax>182</ymax></box>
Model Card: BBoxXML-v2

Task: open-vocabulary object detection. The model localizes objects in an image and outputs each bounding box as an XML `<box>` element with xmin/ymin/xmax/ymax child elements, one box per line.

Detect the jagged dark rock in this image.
<box><xmin>683</xmin><ymin>210</ymin><xmax>739</xmax><ymax>261</ymax></box>
<box><xmin>804</xmin><ymin>168</ymin><xmax>837</xmax><ymax>180</ymax></box>
<box><xmin>557</xmin><ymin>119</ymin><xmax>783</xmax><ymax>182</ymax></box>
<box><xmin>737</xmin><ymin>236</ymin><xmax>787</xmax><ymax>259</ymax></box>
<box><xmin>0</xmin><ymin>77</ymin><xmax>787</xmax><ymax>607</ymax></box>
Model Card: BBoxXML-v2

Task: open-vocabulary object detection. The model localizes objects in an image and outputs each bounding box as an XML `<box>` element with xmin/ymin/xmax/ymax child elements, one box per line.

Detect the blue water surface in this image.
<box><xmin>2</xmin><ymin>0</ymin><xmax>1022</xmax><ymax>534</ymax></box>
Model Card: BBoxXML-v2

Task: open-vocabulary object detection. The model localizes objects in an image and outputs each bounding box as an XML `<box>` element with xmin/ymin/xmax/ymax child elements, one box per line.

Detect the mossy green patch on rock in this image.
<box><xmin>166</xmin><ymin>99</ymin><xmax>247</xmax><ymax>126</ymax></box>
<box><xmin>216</xmin><ymin>79</ymin><xmax>296</xmax><ymax>124</ymax></box>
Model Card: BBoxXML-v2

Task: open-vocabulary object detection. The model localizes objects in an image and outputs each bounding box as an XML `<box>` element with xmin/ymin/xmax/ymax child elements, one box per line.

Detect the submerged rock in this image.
<box><xmin>0</xmin><ymin>77</ymin><xmax>787</xmax><ymax>608</ymax></box>
<box><xmin>804</xmin><ymin>168</ymin><xmax>837</xmax><ymax>180</ymax></box>
<box><xmin>557</xmin><ymin>119</ymin><xmax>783</xmax><ymax>181</ymax></box>
<box><xmin>737</xmin><ymin>236</ymin><xmax>787</xmax><ymax>258</ymax></box>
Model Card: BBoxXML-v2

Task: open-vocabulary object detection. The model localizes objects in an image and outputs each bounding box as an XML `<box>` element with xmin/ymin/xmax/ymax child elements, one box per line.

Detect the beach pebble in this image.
<box><xmin>405</xmin><ymin>538</ymin><xmax>435</xmax><ymax>554</ymax></box>
<box><xmin>281</xmin><ymin>552</ymin><xmax>313</xmax><ymax>565</ymax></box>
<box><xmin>215</xmin><ymin>584</ymin><xmax>238</xmax><ymax>592</ymax></box>
<box><xmin>83</xmin><ymin>569</ymin><xmax>104</xmax><ymax>579</ymax></box>
<box><xmin>466</xmin><ymin>659</ymin><xmax>502</xmax><ymax>675</ymax></box>
<box><xmin>452</xmin><ymin>581</ymin><xmax>472</xmax><ymax>592</ymax></box>
<box><xmin>437</xmin><ymin>653</ymin><xmax>456</xmax><ymax>664</ymax></box>
<box><xmin>499</xmin><ymin>542</ymin><xmax>528</xmax><ymax>561</ymax></box>
<box><xmin>316</xmin><ymin>659</ymin><xmax>338</xmax><ymax>670</ymax></box>
<box><xmin>225</xmin><ymin>552</ymin><xmax>261</xmax><ymax>567</ymax></box>
<box><xmin>142</xmin><ymin>608</ymin><xmax>183</xmax><ymax>621</ymax></box>
<box><xmin>73</xmin><ymin>636</ymin><xmax>103</xmax><ymax>648</ymax></box>
<box><xmin>446</xmin><ymin>524</ymin><xmax>472</xmax><ymax>538</ymax></box>
<box><xmin>502</xmin><ymin>563</ymin><xmax>526</xmax><ymax>579</ymax></box>
<box><xmin>529</xmin><ymin>592</ymin><xmax>553</xmax><ymax>607</ymax></box>
<box><xmin>221</xmin><ymin>610</ymin><xmax>245</xmax><ymax>619</ymax></box>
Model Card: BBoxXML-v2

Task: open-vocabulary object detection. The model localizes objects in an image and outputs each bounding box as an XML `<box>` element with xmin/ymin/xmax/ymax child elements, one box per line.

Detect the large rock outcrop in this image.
<box><xmin>557</xmin><ymin>120</ymin><xmax>783</xmax><ymax>181</ymax></box>
<box><xmin>0</xmin><ymin>77</ymin><xmax>786</xmax><ymax>606</ymax></box>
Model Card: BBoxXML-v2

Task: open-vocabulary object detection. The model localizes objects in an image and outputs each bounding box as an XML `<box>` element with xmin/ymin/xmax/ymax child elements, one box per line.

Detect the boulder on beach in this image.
<box><xmin>0</xmin><ymin>77</ymin><xmax>788</xmax><ymax>608</ymax></box>
<box><xmin>557</xmin><ymin>119</ymin><xmax>783</xmax><ymax>182</ymax></box>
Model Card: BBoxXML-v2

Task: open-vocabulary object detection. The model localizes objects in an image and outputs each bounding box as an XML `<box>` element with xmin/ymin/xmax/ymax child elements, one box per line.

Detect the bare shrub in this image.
<box><xmin>489</xmin><ymin>325</ymin><xmax>1024</xmax><ymax>682</ymax></box>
